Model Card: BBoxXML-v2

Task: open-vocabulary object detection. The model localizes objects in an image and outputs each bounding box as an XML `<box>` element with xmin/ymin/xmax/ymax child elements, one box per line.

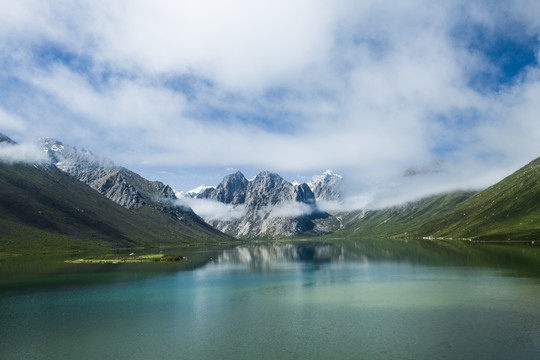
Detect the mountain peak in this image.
<box><xmin>196</xmin><ymin>170</ymin><xmax>249</xmax><ymax>205</ymax></box>
<box><xmin>193</xmin><ymin>169</ymin><xmax>322</xmax><ymax>238</ymax></box>
<box><xmin>255</xmin><ymin>170</ymin><xmax>280</xmax><ymax>178</ymax></box>
<box><xmin>39</xmin><ymin>137</ymin><xmax>64</xmax><ymax>152</ymax></box>
<box><xmin>0</xmin><ymin>133</ymin><xmax>16</xmax><ymax>145</ymax></box>
<box><xmin>308</xmin><ymin>170</ymin><xmax>344</xmax><ymax>202</ymax></box>
<box><xmin>322</xmin><ymin>170</ymin><xmax>342</xmax><ymax>178</ymax></box>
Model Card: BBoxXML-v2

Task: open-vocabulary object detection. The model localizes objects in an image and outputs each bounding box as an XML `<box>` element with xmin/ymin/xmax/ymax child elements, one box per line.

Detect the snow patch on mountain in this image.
<box><xmin>175</xmin><ymin>184</ymin><xmax>215</xmax><ymax>199</ymax></box>
<box><xmin>306</xmin><ymin>170</ymin><xmax>344</xmax><ymax>202</ymax></box>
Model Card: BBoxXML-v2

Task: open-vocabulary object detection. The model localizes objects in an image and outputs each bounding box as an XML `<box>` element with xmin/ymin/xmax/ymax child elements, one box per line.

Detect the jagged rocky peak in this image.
<box><xmin>244</xmin><ymin>171</ymin><xmax>316</xmax><ymax>211</ymax></box>
<box><xmin>199</xmin><ymin>171</ymin><xmax>249</xmax><ymax>205</ymax></box>
<box><xmin>39</xmin><ymin>138</ymin><xmax>115</xmax><ymax>184</ymax></box>
<box><xmin>196</xmin><ymin>170</ymin><xmax>317</xmax><ymax>210</ymax></box>
<box><xmin>308</xmin><ymin>170</ymin><xmax>343</xmax><ymax>202</ymax></box>
<box><xmin>175</xmin><ymin>184</ymin><xmax>215</xmax><ymax>199</ymax></box>
<box><xmin>180</xmin><ymin>170</ymin><xmax>327</xmax><ymax>239</ymax></box>
<box><xmin>40</xmin><ymin>138</ymin><xmax>114</xmax><ymax>168</ymax></box>
<box><xmin>295</xmin><ymin>182</ymin><xmax>316</xmax><ymax>205</ymax></box>
<box><xmin>0</xmin><ymin>133</ymin><xmax>16</xmax><ymax>144</ymax></box>
<box><xmin>38</xmin><ymin>137</ymin><xmax>181</xmax><ymax>212</ymax></box>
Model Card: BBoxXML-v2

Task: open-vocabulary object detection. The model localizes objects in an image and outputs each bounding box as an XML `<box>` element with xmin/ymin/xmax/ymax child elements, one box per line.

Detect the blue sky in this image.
<box><xmin>1</xmin><ymin>0</ymin><xmax>540</xmax><ymax>208</ymax></box>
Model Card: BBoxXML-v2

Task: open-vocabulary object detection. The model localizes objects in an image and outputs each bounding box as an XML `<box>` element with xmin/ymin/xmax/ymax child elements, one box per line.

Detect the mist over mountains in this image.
<box><xmin>176</xmin><ymin>170</ymin><xmax>344</xmax><ymax>238</ymax></box>
<box><xmin>0</xmin><ymin>134</ymin><xmax>230</xmax><ymax>253</ymax></box>
<box><xmin>3</xmin><ymin>132</ymin><xmax>540</xmax><ymax>248</ymax></box>
<box><xmin>12</xmin><ymin>133</ymin><xmax>347</xmax><ymax>239</ymax></box>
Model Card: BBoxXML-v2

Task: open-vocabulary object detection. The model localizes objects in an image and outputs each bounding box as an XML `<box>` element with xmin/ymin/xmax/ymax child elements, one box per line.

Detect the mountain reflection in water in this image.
<box><xmin>214</xmin><ymin>243</ymin><xmax>345</xmax><ymax>270</ymax></box>
<box><xmin>212</xmin><ymin>238</ymin><xmax>540</xmax><ymax>277</ymax></box>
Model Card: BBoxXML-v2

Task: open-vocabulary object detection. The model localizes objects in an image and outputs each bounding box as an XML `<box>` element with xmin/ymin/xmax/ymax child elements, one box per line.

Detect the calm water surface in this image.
<box><xmin>1</xmin><ymin>239</ymin><xmax>540</xmax><ymax>359</ymax></box>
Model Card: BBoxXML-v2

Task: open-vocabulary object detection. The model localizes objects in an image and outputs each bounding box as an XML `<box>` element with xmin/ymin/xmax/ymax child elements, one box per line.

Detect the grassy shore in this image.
<box><xmin>66</xmin><ymin>253</ymin><xmax>184</xmax><ymax>264</ymax></box>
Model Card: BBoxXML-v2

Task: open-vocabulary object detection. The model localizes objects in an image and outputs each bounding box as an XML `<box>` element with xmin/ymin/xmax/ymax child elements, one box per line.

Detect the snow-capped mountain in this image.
<box><xmin>0</xmin><ymin>133</ymin><xmax>230</xmax><ymax>247</ymax></box>
<box><xmin>174</xmin><ymin>184</ymin><xmax>215</xmax><ymax>199</ymax></box>
<box><xmin>307</xmin><ymin>170</ymin><xmax>344</xmax><ymax>202</ymax></box>
<box><xmin>187</xmin><ymin>171</ymin><xmax>324</xmax><ymax>238</ymax></box>
<box><xmin>38</xmin><ymin>138</ymin><xmax>206</xmax><ymax>225</ymax></box>
<box><xmin>179</xmin><ymin>171</ymin><xmax>334</xmax><ymax>238</ymax></box>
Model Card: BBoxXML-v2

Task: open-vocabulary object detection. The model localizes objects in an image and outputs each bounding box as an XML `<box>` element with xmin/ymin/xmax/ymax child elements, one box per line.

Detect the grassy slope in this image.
<box><xmin>406</xmin><ymin>158</ymin><xmax>540</xmax><ymax>240</ymax></box>
<box><xmin>332</xmin><ymin>157</ymin><xmax>540</xmax><ymax>241</ymax></box>
<box><xmin>0</xmin><ymin>162</ymin><xmax>232</xmax><ymax>254</ymax></box>
<box><xmin>329</xmin><ymin>191</ymin><xmax>474</xmax><ymax>238</ymax></box>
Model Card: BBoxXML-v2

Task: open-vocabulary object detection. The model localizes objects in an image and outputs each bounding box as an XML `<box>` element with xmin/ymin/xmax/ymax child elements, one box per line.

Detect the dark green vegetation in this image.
<box><xmin>67</xmin><ymin>253</ymin><xmax>184</xmax><ymax>263</ymax></box>
<box><xmin>0</xmin><ymin>162</ymin><xmax>233</xmax><ymax>254</ymax></box>
<box><xmin>411</xmin><ymin>157</ymin><xmax>540</xmax><ymax>241</ymax></box>
<box><xmin>334</xmin><ymin>157</ymin><xmax>540</xmax><ymax>242</ymax></box>
<box><xmin>325</xmin><ymin>191</ymin><xmax>475</xmax><ymax>238</ymax></box>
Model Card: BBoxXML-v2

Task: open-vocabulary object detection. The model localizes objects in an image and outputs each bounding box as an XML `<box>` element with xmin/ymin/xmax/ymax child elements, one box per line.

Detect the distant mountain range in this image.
<box><xmin>176</xmin><ymin>170</ymin><xmax>344</xmax><ymax>238</ymax></box>
<box><xmin>2</xmin><ymin>131</ymin><xmax>540</xmax><ymax>254</ymax></box>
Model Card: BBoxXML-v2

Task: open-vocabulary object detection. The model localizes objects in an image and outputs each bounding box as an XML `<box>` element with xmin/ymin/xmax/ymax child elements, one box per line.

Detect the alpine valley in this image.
<box><xmin>2</xmin><ymin>132</ymin><xmax>540</xmax><ymax>254</ymax></box>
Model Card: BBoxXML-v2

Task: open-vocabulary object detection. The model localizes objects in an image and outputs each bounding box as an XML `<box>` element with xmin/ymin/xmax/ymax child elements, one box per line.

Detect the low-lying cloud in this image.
<box><xmin>269</xmin><ymin>202</ymin><xmax>314</xmax><ymax>218</ymax></box>
<box><xmin>176</xmin><ymin>198</ymin><xmax>246</xmax><ymax>222</ymax></box>
<box><xmin>0</xmin><ymin>142</ymin><xmax>48</xmax><ymax>164</ymax></box>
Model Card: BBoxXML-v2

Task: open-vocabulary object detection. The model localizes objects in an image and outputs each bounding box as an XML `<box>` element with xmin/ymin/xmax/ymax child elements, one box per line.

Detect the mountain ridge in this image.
<box><xmin>332</xmin><ymin>156</ymin><xmax>540</xmax><ymax>242</ymax></box>
<box><xmin>404</xmin><ymin>157</ymin><xmax>540</xmax><ymax>241</ymax></box>
<box><xmin>192</xmin><ymin>171</ymin><xmax>325</xmax><ymax>238</ymax></box>
<box><xmin>0</xmin><ymin>134</ymin><xmax>232</xmax><ymax>253</ymax></box>
<box><xmin>0</xmin><ymin>161</ymin><xmax>232</xmax><ymax>254</ymax></box>
<box><xmin>4</xmin><ymin>132</ymin><xmax>540</xmax><ymax>248</ymax></box>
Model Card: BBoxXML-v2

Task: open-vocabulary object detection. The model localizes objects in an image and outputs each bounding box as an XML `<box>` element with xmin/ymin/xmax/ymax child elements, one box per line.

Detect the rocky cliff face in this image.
<box><xmin>308</xmin><ymin>170</ymin><xmax>344</xmax><ymax>202</ymax></box>
<box><xmin>39</xmin><ymin>138</ymin><xmax>204</xmax><ymax>225</ymax></box>
<box><xmin>195</xmin><ymin>171</ymin><xmax>324</xmax><ymax>238</ymax></box>
<box><xmin>200</xmin><ymin>171</ymin><xmax>248</xmax><ymax>205</ymax></box>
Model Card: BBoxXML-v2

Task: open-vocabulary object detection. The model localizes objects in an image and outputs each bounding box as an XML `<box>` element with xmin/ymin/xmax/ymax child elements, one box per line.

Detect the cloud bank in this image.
<box><xmin>269</xmin><ymin>202</ymin><xmax>315</xmax><ymax>218</ymax></box>
<box><xmin>176</xmin><ymin>198</ymin><xmax>246</xmax><ymax>222</ymax></box>
<box><xmin>1</xmin><ymin>0</ymin><xmax>540</xmax><ymax>205</ymax></box>
<box><xmin>0</xmin><ymin>142</ymin><xmax>48</xmax><ymax>164</ymax></box>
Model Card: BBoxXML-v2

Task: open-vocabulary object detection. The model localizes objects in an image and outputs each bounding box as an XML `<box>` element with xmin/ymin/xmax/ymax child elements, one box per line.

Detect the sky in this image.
<box><xmin>1</xmin><ymin>0</ymin><xmax>540</xmax><ymax>209</ymax></box>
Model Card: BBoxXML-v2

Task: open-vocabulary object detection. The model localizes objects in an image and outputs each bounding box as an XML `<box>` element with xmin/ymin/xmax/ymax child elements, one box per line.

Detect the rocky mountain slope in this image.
<box><xmin>38</xmin><ymin>138</ymin><xmax>221</xmax><ymax>235</ymax></box>
<box><xmin>193</xmin><ymin>171</ymin><xmax>326</xmax><ymax>238</ymax></box>
<box><xmin>307</xmin><ymin>170</ymin><xmax>343</xmax><ymax>202</ymax></box>
<box><xmin>40</xmin><ymin>138</ymin><xmax>177</xmax><ymax>209</ymax></box>
<box><xmin>0</xmin><ymin>135</ymin><xmax>231</xmax><ymax>254</ymax></box>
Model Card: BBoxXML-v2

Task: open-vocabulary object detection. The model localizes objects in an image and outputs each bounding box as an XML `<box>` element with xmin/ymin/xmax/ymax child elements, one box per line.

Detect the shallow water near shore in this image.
<box><xmin>1</xmin><ymin>239</ymin><xmax>540</xmax><ymax>359</ymax></box>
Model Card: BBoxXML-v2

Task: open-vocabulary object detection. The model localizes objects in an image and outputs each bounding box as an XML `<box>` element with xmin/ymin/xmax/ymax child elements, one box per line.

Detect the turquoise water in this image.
<box><xmin>1</xmin><ymin>240</ymin><xmax>540</xmax><ymax>359</ymax></box>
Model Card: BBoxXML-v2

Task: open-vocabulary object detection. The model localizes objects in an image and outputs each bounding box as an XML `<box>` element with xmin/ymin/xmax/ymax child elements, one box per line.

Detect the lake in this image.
<box><xmin>1</xmin><ymin>238</ymin><xmax>540</xmax><ymax>359</ymax></box>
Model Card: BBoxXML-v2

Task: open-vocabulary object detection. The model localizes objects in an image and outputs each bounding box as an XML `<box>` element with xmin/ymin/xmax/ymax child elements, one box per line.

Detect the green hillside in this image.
<box><xmin>333</xmin><ymin>157</ymin><xmax>540</xmax><ymax>242</ymax></box>
<box><xmin>405</xmin><ymin>157</ymin><xmax>540</xmax><ymax>241</ymax></box>
<box><xmin>0</xmin><ymin>162</ymin><xmax>232</xmax><ymax>254</ymax></box>
<box><xmin>329</xmin><ymin>191</ymin><xmax>474</xmax><ymax>238</ymax></box>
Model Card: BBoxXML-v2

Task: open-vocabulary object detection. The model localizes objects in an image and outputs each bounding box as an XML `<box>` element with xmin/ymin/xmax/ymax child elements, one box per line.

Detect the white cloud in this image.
<box><xmin>269</xmin><ymin>202</ymin><xmax>314</xmax><ymax>218</ymax></box>
<box><xmin>0</xmin><ymin>107</ymin><xmax>27</xmax><ymax>132</ymax></box>
<box><xmin>177</xmin><ymin>198</ymin><xmax>246</xmax><ymax>221</ymax></box>
<box><xmin>88</xmin><ymin>0</ymin><xmax>340</xmax><ymax>92</ymax></box>
<box><xmin>0</xmin><ymin>142</ymin><xmax>48</xmax><ymax>164</ymax></box>
<box><xmin>1</xmin><ymin>0</ymin><xmax>540</xmax><ymax>206</ymax></box>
